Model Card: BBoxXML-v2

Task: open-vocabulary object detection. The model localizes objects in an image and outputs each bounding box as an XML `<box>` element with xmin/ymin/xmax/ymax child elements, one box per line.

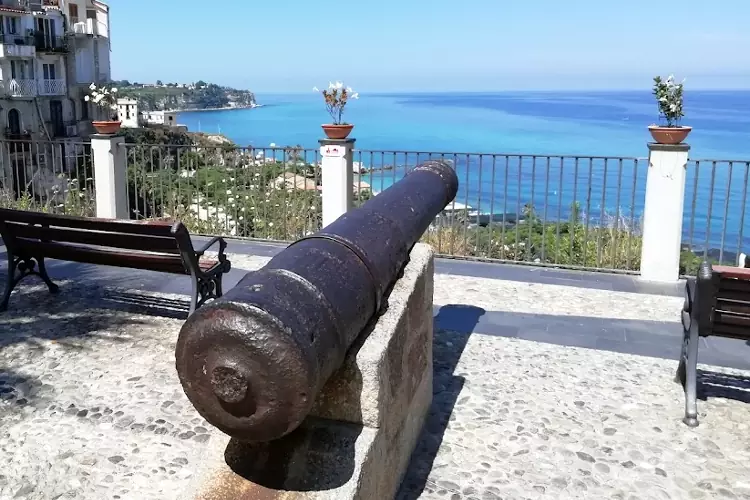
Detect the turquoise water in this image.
<box><xmin>178</xmin><ymin>91</ymin><xmax>750</xmax><ymax>158</ymax></box>
<box><xmin>179</xmin><ymin>92</ymin><xmax>750</xmax><ymax>257</ymax></box>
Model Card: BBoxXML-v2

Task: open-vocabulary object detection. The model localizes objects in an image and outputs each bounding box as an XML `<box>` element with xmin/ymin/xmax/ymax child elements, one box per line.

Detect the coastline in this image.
<box><xmin>172</xmin><ymin>104</ymin><xmax>263</xmax><ymax>113</ymax></box>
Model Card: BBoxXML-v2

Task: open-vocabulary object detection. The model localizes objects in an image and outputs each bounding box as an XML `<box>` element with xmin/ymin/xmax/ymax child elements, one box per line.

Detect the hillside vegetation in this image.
<box><xmin>114</xmin><ymin>81</ymin><xmax>256</xmax><ymax>112</ymax></box>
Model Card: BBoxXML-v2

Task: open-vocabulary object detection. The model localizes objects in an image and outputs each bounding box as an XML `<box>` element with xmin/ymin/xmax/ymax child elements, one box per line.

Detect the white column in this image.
<box><xmin>91</xmin><ymin>134</ymin><xmax>128</xmax><ymax>219</ymax></box>
<box><xmin>319</xmin><ymin>138</ymin><xmax>355</xmax><ymax>227</ymax></box>
<box><xmin>640</xmin><ymin>143</ymin><xmax>690</xmax><ymax>282</ymax></box>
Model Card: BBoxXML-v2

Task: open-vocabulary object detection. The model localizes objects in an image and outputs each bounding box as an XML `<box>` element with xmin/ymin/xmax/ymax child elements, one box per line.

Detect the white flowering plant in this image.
<box><xmin>312</xmin><ymin>81</ymin><xmax>359</xmax><ymax>125</ymax></box>
<box><xmin>84</xmin><ymin>83</ymin><xmax>119</xmax><ymax>120</ymax></box>
<box><xmin>652</xmin><ymin>75</ymin><xmax>685</xmax><ymax>127</ymax></box>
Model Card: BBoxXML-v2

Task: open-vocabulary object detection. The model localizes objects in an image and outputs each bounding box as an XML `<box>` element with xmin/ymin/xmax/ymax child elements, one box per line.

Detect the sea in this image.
<box><xmin>178</xmin><ymin>91</ymin><xmax>750</xmax><ymax>256</ymax></box>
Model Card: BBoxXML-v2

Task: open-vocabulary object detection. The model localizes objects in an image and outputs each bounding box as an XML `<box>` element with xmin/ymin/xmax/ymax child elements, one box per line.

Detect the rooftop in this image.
<box><xmin>2</xmin><ymin>238</ymin><xmax>750</xmax><ymax>499</ymax></box>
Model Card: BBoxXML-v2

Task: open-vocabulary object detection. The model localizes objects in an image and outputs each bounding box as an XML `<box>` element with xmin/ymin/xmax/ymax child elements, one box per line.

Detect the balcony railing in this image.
<box><xmin>3</xmin><ymin>78</ymin><xmax>38</xmax><ymax>97</ymax></box>
<box><xmin>71</xmin><ymin>18</ymin><xmax>108</xmax><ymax>37</ymax></box>
<box><xmin>3</xmin><ymin>128</ymin><xmax>31</xmax><ymax>140</ymax></box>
<box><xmin>0</xmin><ymin>38</ymin><xmax>35</xmax><ymax>57</ymax></box>
<box><xmin>46</xmin><ymin>121</ymin><xmax>78</xmax><ymax>138</ymax></box>
<box><xmin>34</xmin><ymin>33</ymin><xmax>67</xmax><ymax>53</ymax></box>
<box><xmin>38</xmin><ymin>78</ymin><xmax>65</xmax><ymax>95</ymax></box>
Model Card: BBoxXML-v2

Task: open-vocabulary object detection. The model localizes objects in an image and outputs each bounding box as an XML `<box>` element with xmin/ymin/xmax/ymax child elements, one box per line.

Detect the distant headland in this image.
<box><xmin>113</xmin><ymin>80</ymin><xmax>257</xmax><ymax>113</ymax></box>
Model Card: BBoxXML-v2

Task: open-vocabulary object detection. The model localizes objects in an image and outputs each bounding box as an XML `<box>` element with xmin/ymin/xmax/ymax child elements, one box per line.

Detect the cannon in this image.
<box><xmin>175</xmin><ymin>160</ymin><xmax>458</xmax><ymax>442</ymax></box>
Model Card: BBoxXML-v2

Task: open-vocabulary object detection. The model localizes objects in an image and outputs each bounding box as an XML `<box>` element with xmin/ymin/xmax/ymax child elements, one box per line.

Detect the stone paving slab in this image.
<box><xmin>1</xmin><ymin>255</ymin><xmax>750</xmax><ymax>499</ymax></box>
<box><xmin>398</xmin><ymin>327</ymin><xmax>750</xmax><ymax>500</ymax></box>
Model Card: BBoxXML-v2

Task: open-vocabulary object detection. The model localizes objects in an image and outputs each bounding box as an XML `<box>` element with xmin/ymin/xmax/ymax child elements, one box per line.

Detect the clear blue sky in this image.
<box><xmin>107</xmin><ymin>0</ymin><xmax>750</xmax><ymax>91</ymax></box>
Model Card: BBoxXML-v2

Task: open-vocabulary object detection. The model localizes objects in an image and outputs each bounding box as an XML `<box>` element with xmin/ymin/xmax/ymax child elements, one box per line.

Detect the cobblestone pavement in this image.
<box><xmin>0</xmin><ymin>255</ymin><xmax>749</xmax><ymax>499</ymax></box>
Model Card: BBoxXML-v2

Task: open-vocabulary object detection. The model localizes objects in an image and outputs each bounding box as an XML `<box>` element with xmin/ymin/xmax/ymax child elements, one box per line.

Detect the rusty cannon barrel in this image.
<box><xmin>175</xmin><ymin>160</ymin><xmax>458</xmax><ymax>442</ymax></box>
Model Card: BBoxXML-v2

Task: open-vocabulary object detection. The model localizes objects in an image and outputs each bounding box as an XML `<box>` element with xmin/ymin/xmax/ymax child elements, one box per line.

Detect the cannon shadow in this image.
<box><xmin>397</xmin><ymin>304</ymin><xmax>485</xmax><ymax>499</ymax></box>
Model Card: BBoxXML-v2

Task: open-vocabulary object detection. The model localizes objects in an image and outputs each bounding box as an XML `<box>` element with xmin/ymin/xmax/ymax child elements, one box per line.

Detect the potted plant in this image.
<box><xmin>314</xmin><ymin>81</ymin><xmax>359</xmax><ymax>139</ymax></box>
<box><xmin>86</xmin><ymin>83</ymin><xmax>121</xmax><ymax>134</ymax></box>
<box><xmin>648</xmin><ymin>75</ymin><xmax>691</xmax><ymax>145</ymax></box>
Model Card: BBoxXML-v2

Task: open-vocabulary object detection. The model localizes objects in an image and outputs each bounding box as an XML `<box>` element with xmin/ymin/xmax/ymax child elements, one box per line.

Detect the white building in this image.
<box><xmin>0</xmin><ymin>0</ymin><xmax>110</xmax><ymax>141</ymax></box>
<box><xmin>0</xmin><ymin>0</ymin><xmax>111</xmax><ymax>202</ymax></box>
<box><xmin>117</xmin><ymin>97</ymin><xmax>185</xmax><ymax>131</ymax></box>
<box><xmin>116</xmin><ymin>97</ymin><xmax>137</xmax><ymax>128</ymax></box>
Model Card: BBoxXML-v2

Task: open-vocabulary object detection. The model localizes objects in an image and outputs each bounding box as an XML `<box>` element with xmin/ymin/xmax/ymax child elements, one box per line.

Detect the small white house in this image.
<box><xmin>117</xmin><ymin>98</ymin><xmax>139</xmax><ymax>128</ymax></box>
<box><xmin>141</xmin><ymin>110</ymin><xmax>177</xmax><ymax>127</ymax></box>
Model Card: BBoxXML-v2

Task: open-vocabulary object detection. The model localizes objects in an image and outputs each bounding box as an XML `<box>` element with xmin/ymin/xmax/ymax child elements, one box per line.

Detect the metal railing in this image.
<box><xmin>122</xmin><ymin>143</ymin><xmax>324</xmax><ymax>242</ymax></box>
<box><xmin>34</xmin><ymin>33</ymin><xmax>67</xmax><ymax>53</ymax></box>
<box><xmin>683</xmin><ymin>159</ymin><xmax>750</xmax><ymax>270</ymax></box>
<box><xmin>0</xmin><ymin>33</ymin><xmax>35</xmax><ymax>46</ymax></box>
<box><xmin>0</xmin><ymin>139</ymin><xmax>95</xmax><ymax>217</ymax></box>
<box><xmin>354</xmin><ymin>150</ymin><xmax>647</xmax><ymax>273</ymax></box>
<box><xmin>38</xmin><ymin>78</ymin><xmax>65</xmax><ymax>95</ymax></box>
<box><xmin>6</xmin><ymin>78</ymin><xmax>37</xmax><ymax>97</ymax></box>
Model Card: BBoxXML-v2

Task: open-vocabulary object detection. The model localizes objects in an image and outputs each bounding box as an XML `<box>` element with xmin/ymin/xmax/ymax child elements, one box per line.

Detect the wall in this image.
<box><xmin>74</xmin><ymin>43</ymin><xmax>94</xmax><ymax>84</ymax></box>
<box><xmin>96</xmin><ymin>38</ymin><xmax>109</xmax><ymax>81</ymax></box>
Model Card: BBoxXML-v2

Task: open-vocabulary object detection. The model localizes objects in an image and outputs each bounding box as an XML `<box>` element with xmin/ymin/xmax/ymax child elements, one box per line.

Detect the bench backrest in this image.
<box><xmin>0</xmin><ymin>209</ymin><xmax>197</xmax><ymax>273</ymax></box>
<box><xmin>699</xmin><ymin>264</ymin><xmax>750</xmax><ymax>339</ymax></box>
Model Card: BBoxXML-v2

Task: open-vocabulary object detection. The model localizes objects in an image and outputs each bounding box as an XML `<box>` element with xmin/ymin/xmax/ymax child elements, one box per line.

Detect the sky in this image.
<box><xmin>106</xmin><ymin>0</ymin><xmax>750</xmax><ymax>92</ymax></box>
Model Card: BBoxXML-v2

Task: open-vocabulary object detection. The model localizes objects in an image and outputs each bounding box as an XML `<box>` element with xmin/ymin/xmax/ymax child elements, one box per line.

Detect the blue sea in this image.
<box><xmin>179</xmin><ymin>91</ymin><xmax>750</xmax><ymax>257</ymax></box>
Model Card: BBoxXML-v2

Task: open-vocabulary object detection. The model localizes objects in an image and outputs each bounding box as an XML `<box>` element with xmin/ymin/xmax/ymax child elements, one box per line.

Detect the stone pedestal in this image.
<box><xmin>188</xmin><ymin>243</ymin><xmax>435</xmax><ymax>500</ymax></box>
<box><xmin>91</xmin><ymin>134</ymin><xmax>128</xmax><ymax>220</ymax></box>
<box><xmin>319</xmin><ymin>138</ymin><xmax>355</xmax><ymax>227</ymax></box>
<box><xmin>640</xmin><ymin>143</ymin><xmax>690</xmax><ymax>282</ymax></box>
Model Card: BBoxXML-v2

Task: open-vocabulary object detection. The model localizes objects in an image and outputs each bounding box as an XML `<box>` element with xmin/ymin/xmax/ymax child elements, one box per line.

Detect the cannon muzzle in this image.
<box><xmin>175</xmin><ymin>160</ymin><xmax>458</xmax><ymax>442</ymax></box>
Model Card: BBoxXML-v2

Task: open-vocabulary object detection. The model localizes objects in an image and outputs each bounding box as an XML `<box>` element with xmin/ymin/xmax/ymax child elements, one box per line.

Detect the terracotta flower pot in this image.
<box><xmin>322</xmin><ymin>124</ymin><xmax>354</xmax><ymax>140</ymax></box>
<box><xmin>92</xmin><ymin>120</ymin><xmax>122</xmax><ymax>135</ymax></box>
<box><xmin>648</xmin><ymin>125</ymin><xmax>692</xmax><ymax>145</ymax></box>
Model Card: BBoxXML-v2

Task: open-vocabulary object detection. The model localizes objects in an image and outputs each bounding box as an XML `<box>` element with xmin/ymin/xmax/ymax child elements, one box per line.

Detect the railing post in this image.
<box><xmin>640</xmin><ymin>142</ymin><xmax>690</xmax><ymax>282</ymax></box>
<box><xmin>319</xmin><ymin>138</ymin><xmax>355</xmax><ymax>227</ymax></box>
<box><xmin>91</xmin><ymin>133</ymin><xmax>128</xmax><ymax>219</ymax></box>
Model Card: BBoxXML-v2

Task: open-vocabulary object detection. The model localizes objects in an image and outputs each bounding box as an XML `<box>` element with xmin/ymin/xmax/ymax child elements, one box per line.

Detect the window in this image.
<box><xmin>86</xmin><ymin>9</ymin><xmax>96</xmax><ymax>20</ymax></box>
<box><xmin>12</xmin><ymin>61</ymin><xmax>34</xmax><ymax>80</ymax></box>
<box><xmin>42</xmin><ymin>63</ymin><xmax>56</xmax><ymax>81</ymax></box>
<box><xmin>6</xmin><ymin>16</ymin><xmax>18</xmax><ymax>35</ymax></box>
<box><xmin>69</xmin><ymin>4</ymin><xmax>79</xmax><ymax>24</ymax></box>
<box><xmin>81</xmin><ymin>98</ymin><xmax>89</xmax><ymax>120</ymax></box>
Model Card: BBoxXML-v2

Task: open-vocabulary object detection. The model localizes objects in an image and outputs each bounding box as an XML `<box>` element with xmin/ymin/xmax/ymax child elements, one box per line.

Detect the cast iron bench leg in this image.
<box><xmin>678</xmin><ymin>280</ymin><xmax>699</xmax><ymax>427</ymax></box>
<box><xmin>0</xmin><ymin>252</ymin><xmax>18</xmax><ymax>312</ymax></box>
<box><xmin>189</xmin><ymin>274</ymin><xmax>199</xmax><ymax>316</ymax></box>
<box><xmin>682</xmin><ymin>322</ymin><xmax>700</xmax><ymax>427</ymax></box>
<box><xmin>37</xmin><ymin>257</ymin><xmax>59</xmax><ymax>294</ymax></box>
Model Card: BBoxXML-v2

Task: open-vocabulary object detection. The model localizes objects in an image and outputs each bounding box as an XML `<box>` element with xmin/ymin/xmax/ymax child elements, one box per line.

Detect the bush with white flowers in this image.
<box><xmin>312</xmin><ymin>81</ymin><xmax>359</xmax><ymax>125</ymax></box>
<box><xmin>84</xmin><ymin>83</ymin><xmax>119</xmax><ymax>120</ymax></box>
<box><xmin>652</xmin><ymin>75</ymin><xmax>685</xmax><ymax>127</ymax></box>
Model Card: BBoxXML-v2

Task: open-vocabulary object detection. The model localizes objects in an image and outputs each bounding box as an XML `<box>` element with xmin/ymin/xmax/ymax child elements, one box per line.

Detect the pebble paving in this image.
<box><xmin>0</xmin><ymin>254</ymin><xmax>748</xmax><ymax>499</ymax></box>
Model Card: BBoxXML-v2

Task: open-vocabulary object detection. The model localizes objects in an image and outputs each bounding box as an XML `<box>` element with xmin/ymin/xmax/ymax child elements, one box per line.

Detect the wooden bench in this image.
<box><xmin>679</xmin><ymin>260</ymin><xmax>750</xmax><ymax>426</ymax></box>
<box><xmin>0</xmin><ymin>209</ymin><xmax>231</xmax><ymax>315</ymax></box>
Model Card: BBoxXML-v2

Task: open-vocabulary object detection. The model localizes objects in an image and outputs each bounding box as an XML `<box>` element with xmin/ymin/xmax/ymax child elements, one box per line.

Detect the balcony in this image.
<box><xmin>71</xmin><ymin>18</ymin><xmax>108</xmax><ymax>38</ymax></box>
<box><xmin>34</xmin><ymin>33</ymin><xmax>67</xmax><ymax>53</ymax></box>
<box><xmin>48</xmin><ymin>120</ymin><xmax>78</xmax><ymax>138</ymax></box>
<box><xmin>1</xmin><ymin>78</ymin><xmax>38</xmax><ymax>97</ymax></box>
<box><xmin>38</xmin><ymin>78</ymin><xmax>65</xmax><ymax>95</ymax></box>
<box><xmin>3</xmin><ymin>127</ymin><xmax>30</xmax><ymax>140</ymax></box>
<box><xmin>0</xmin><ymin>34</ymin><xmax>35</xmax><ymax>57</ymax></box>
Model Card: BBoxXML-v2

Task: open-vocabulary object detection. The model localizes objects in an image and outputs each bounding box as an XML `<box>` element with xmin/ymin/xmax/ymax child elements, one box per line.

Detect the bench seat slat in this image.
<box><xmin>0</xmin><ymin>208</ymin><xmax>176</xmax><ymax>237</ymax></box>
<box><xmin>714</xmin><ymin>310</ymin><xmax>750</xmax><ymax>326</ymax></box>
<box><xmin>715</xmin><ymin>265</ymin><xmax>750</xmax><ymax>280</ymax></box>
<box><xmin>15</xmin><ymin>239</ymin><xmax>190</xmax><ymax>274</ymax></box>
<box><xmin>7</xmin><ymin>222</ymin><xmax>181</xmax><ymax>253</ymax></box>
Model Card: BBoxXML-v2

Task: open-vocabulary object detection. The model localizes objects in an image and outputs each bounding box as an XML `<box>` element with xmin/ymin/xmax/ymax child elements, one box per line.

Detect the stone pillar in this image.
<box><xmin>640</xmin><ymin>143</ymin><xmax>690</xmax><ymax>282</ymax></box>
<box><xmin>91</xmin><ymin>134</ymin><xmax>128</xmax><ymax>219</ymax></box>
<box><xmin>319</xmin><ymin>138</ymin><xmax>355</xmax><ymax>227</ymax></box>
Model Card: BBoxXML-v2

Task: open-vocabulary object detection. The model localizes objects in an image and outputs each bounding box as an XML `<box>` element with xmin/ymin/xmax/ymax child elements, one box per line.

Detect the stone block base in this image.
<box><xmin>187</xmin><ymin>244</ymin><xmax>435</xmax><ymax>500</ymax></box>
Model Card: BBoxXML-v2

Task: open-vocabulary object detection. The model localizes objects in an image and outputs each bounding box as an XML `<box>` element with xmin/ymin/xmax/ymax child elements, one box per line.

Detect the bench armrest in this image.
<box><xmin>195</xmin><ymin>236</ymin><xmax>227</xmax><ymax>260</ymax></box>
